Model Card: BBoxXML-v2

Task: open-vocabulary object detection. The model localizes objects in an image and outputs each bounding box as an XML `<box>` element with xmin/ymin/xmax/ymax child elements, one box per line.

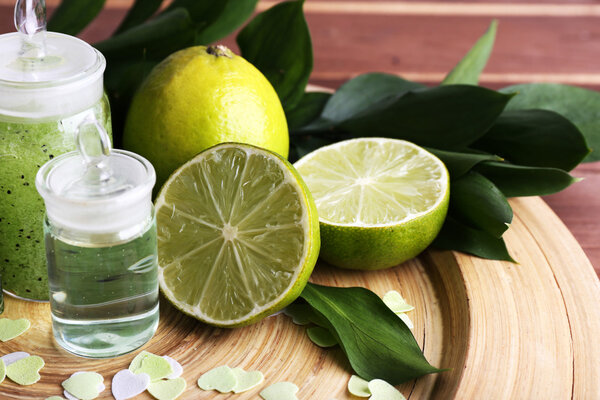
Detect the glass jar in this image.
<box><xmin>0</xmin><ymin>0</ymin><xmax>111</xmax><ymax>300</ymax></box>
<box><xmin>36</xmin><ymin>119</ymin><xmax>158</xmax><ymax>358</ymax></box>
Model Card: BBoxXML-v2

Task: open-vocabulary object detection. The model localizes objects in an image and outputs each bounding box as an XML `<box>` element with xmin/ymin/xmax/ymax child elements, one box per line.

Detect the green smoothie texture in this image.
<box><xmin>0</xmin><ymin>97</ymin><xmax>111</xmax><ymax>300</ymax></box>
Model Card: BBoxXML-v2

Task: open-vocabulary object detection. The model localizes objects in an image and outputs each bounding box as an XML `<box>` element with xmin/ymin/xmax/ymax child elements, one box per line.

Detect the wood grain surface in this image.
<box><xmin>0</xmin><ymin>197</ymin><xmax>598</xmax><ymax>399</ymax></box>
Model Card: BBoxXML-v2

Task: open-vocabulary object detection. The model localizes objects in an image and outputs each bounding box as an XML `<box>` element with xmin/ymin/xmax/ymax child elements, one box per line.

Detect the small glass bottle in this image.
<box><xmin>36</xmin><ymin>119</ymin><xmax>158</xmax><ymax>358</ymax></box>
<box><xmin>0</xmin><ymin>0</ymin><xmax>112</xmax><ymax>301</ymax></box>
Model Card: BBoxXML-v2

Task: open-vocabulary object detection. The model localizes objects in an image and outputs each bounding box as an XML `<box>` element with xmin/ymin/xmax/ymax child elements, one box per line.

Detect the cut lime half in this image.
<box><xmin>155</xmin><ymin>143</ymin><xmax>320</xmax><ymax>327</ymax></box>
<box><xmin>294</xmin><ymin>138</ymin><xmax>449</xmax><ymax>270</ymax></box>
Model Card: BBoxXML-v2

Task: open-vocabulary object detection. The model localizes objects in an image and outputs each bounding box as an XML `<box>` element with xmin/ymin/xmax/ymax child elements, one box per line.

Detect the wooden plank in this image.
<box><xmin>261</xmin><ymin>1</ymin><xmax>600</xmax><ymax>17</ymax></box>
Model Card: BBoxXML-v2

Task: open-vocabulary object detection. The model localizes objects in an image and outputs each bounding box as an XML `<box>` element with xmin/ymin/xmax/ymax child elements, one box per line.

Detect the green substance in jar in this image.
<box><xmin>0</xmin><ymin>98</ymin><xmax>111</xmax><ymax>300</ymax></box>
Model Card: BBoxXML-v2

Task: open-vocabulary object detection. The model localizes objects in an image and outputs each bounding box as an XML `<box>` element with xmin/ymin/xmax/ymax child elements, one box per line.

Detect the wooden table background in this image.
<box><xmin>0</xmin><ymin>0</ymin><xmax>598</xmax><ymax>275</ymax></box>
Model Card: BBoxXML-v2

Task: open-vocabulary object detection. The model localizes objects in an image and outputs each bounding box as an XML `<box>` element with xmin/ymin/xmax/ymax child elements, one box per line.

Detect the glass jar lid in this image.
<box><xmin>36</xmin><ymin>119</ymin><xmax>156</xmax><ymax>235</ymax></box>
<box><xmin>0</xmin><ymin>0</ymin><xmax>105</xmax><ymax>119</ymax></box>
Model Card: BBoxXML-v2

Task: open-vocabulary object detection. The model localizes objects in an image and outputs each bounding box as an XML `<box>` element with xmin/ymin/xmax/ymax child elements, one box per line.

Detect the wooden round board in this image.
<box><xmin>1</xmin><ymin>196</ymin><xmax>599</xmax><ymax>399</ymax></box>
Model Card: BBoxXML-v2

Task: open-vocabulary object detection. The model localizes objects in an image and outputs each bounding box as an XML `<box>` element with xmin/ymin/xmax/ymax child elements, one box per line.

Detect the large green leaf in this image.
<box><xmin>473</xmin><ymin>109</ymin><xmax>589</xmax><ymax>171</ymax></box>
<box><xmin>162</xmin><ymin>0</ymin><xmax>226</xmax><ymax>36</ymax></box>
<box><xmin>103</xmin><ymin>60</ymin><xmax>158</xmax><ymax>147</ymax></box>
<box><xmin>322</xmin><ymin>73</ymin><xmax>425</xmax><ymax>123</ymax></box>
<box><xmin>95</xmin><ymin>8</ymin><xmax>195</xmax><ymax>61</ymax></box>
<box><xmin>300</xmin><ymin>283</ymin><xmax>442</xmax><ymax>384</ymax></box>
<box><xmin>442</xmin><ymin>20</ymin><xmax>497</xmax><ymax>85</ymax></box>
<box><xmin>287</xmin><ymin>92</ymin><xmax>332</xmax><ymax>132</ymax></box>
<box><xmin>426</xmin><ymin>148</ymin><xmax>502</xmax><ymax>178</ymax></box>
<box><xmin>195</xmin><ymin>0</ymin><xmax>259</xmax><ymax>44</ymax></box>
<box><xmin>501</xmin><ymin>83</ymin><xmax>600</xmax><ymax>162</ymax></box>
<box><xmin>433</xmin><ymin>216</ymin><xmax>514</xmax><ymax>262</ymax></box>
<box><xmin>475</xmin><ymin>161</ymin><xmax>579</xmax><ymax>197</ymax></box>
<box><xmin>47</xmin><ymin>0</ymin><xmax>106</xmax><ymax>35</ymax></box>
<box><xmin>237</xmin><ymin>0</ymin><xmax>313</xmax><ymax>109</ymax></box>
<box><xmin>337</xmin><ymin>85</ymin><xmax>513</xmax><ymax>149</ymax></box>
<box><xmin>114</xmin><ymin>0</ymin><xmax>163</xmax><ymax>34</ymax></box>
<box><xmin>450</xmin><ymin>171</ymin><xmax>512</xmax><ymax>238</ymax></box>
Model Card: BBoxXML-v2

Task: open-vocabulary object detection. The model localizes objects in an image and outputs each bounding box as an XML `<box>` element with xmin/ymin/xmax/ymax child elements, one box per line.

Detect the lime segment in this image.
<box><xmin>156</xmin><ymin>143</ymin><xmax>319</xmax><ymax>327</ymax></box>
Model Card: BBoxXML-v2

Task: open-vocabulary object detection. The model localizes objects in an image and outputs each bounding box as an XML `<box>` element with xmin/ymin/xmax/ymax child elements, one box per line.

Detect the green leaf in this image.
<box><xmin>426</xmin><ymin>148</ymin><xmax>501</xmax><ymax>178</ymax></box>
<box><xmin>237</xmin><ymin>0</ymin><xmax>313</xmax><ymax>109</ymax></box>
<box><xmin>501</xmin><ymin>83</ymin><xmax>600</xmax><ymax>162</ymax></box>
<box><xmin>337</xmin><ymin>85</ymin><xmax>513</xmax><ymax>149</ymax></box>
<box><xmin>162</xmin><ymin>0</ymin><xmax>232</xmax><ymax>42</ymax></box>
<box><xmin>47</xmin><ymin>0</ymin><xmax>106</xmax><ymax>35</ymax></box>
<box><xmin>289</xmin><ymin>135</ymin><xmax>339</xmax><ymax>163</ymax></box>
<box><xmin>475</xmin><ymin>161</ymin><xmax>579</xmax><ymax>197</ymax></box>
<box><xmin>195</xmin><ymin>0</ymin><xmax>259</xmax><ymax>44</ymax></box>
<box><xmin>433</xmin><ymin>216</ymin><xmax>515</xmax><ymax>262</ymax></box>
<box><xmin>114</xmin><ymin>0</ymin><xmax>163</xmax><ymax>34</ymax></box>
<box><xmin>473</xmin><ymin>109</ymin><xmax>590</xmax><ymax>171</ymax></box>
<box><xmin>300</xmin><ymin>283</ymin><xmax>442</xmax><ymax>384</ymax></box>
<box><xmin>450</xmin><ymin>171</ymin><xmax>512</xmax><ymax>238</ymax></box>
<box><xmin>442</xmin><ymin>20</ymin><xmax>498</xmax><ymax>85</ymax></box>
<box><xmin>322</xmin><ymin>73</ymin><xmax>426</xmax><ymax>123</ymax></box>
<box><xmin>104</xmin><ymin>60</ymin><xmax>158</xmax><ymax>147</ymax></box>
<box><xmin>287</xmin><ymin>92</ymin><xmax>332</xmax><ymax>132</ymax></box>
<box><xmin>94</xmin><ymin>8</ymin><xmax>195</xmax><ymax>62</ymax></box>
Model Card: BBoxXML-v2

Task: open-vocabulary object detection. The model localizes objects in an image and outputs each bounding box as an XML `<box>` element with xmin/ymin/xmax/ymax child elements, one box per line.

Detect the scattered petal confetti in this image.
<box><xmin>260</xmin><ymin>381</ymin><xmax>299</xmax><ymax>400</ymax></box>
<box><xmin>112</xmin><ymin>369</ymin><xmax>150</xmax><ymax>400</ymax></box>
<box><xmin>130</xmin><ymin>352</ymin><xmax>173</xmax><ymax>381</ymax></box>
<box><xmin>284</xmin><ymin>303</ymin><xmax>318</xmax><ymax>325</ymax></box>
<box><xmin>197</xmin><ymin>365</ymin><xmax>237</xmax><ymax>393</ymax></box>
<box><xmin>128</xmin><ymin>351</ymin><xmax>151</xmax><ymax>372</ymax></box>
<box><xmin>382</xmin><ymin>291</ymin><xmax>414</xmax><ymax>314</ymax></box>
<box><xmin>45</xmin><ymin>397</ymin><xmax>65</xmax><ymax>400</ymax></box>
<box><xmin>1</xmin><ymin>351</ymin><xmax>30</xmax><ymax>366</ymax></box>
<box><xmin>62</xmin><ymin>371</ymin><xmax>104</xmax><ymax>400</ymax></box>
<box><xmin>398</xmin><ymin>313</ymin><xmax>414</xmax><ymax>330</ymax></box>
<box><xmin>231</xmin><ymin>367</ymin><xmax>264</xmax><ymax>393</ymax></box>
<box><xmin>63</xmin><ymin>391</ymin><xmax>78</xmax><ymax>400</ymax></box>
<box><xmin>347</xmin><ymin>375</ymin><xmax>370</xmax><ymax>397</ymax></box>
<box><xmin>6</xmin><ymin>355</ymin><xmax>44</xmax><ymax>385</ymax></box>
<box><xmin>147</xmin><ymin>377</ymin><xmax>186</xmax><ymax>400</ymax></box>
<box><xmin>0</xmin><ymin>359</ymin><xmax>5</xmax><ymax>384</ymax></box>
<box><xmin>306</xmin><ymin>326</ymin><xmax>338</xmax><ymax>347</ymax></box>
<box><xmin>368</xmin><ymin>379</ymin><xmax>406</xmax><ymax>400</ymax></box>
<box><xmin>0</xmin><ymin>318</ymin><xmax>30</xmax><ymax>341</ymax></box>
<box><xmin>162</xmin><ymin>356</ymin><xmax>183</xmax><ymax>379</ymax></box>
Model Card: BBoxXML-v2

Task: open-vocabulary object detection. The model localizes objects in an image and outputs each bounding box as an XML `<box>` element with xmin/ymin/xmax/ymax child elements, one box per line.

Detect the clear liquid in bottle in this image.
<box><xmin>45</xmin><ymin>215</ymin><xmax>159</xmax><ymax>358</ymax></box>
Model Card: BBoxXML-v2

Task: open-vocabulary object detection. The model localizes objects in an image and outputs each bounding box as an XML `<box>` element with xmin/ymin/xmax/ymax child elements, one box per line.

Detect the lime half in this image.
<box><xmin>294</xmin><ymin>138</ymin><xmax>449</xmax><ymax>270</ymax></box>
<box><xmin>155</xmin><ymin>143</ymin><xmax>320</xmax><ymax>327</ymax></box>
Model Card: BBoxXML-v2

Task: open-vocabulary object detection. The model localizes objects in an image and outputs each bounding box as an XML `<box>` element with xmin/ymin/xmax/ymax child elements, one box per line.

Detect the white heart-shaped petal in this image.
<box><xmin>162</xmin><ymin>356</ymin><xmax>183</xmax><ymax>379</ymax></box>
<box><xmin>63</xmin><ymin>390</ymin><xmax>78</xmax><ymax>400</ymax></box>
<box><xmin>1</xmin><ymin>352</ymin><xmax>29</xmax><ymax>366</ymax></box>
<box><xmin>112</xmin><ymin>369</ymin><xmax>151</xmax><ymax>400</ymax></box>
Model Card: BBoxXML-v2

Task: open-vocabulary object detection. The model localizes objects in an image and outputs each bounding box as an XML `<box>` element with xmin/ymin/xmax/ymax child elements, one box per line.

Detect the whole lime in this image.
<box><xmin>123</xmin><ymin>45</ymin><xmax>289</xmax><ymax>188</ymax></box>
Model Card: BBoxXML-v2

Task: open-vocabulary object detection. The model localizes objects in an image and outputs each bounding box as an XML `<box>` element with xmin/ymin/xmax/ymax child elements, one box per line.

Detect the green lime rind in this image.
<box><xmin>319</xmin><ymin>189</ymin><xmax>448</xmax><ymax>270</ymax></box>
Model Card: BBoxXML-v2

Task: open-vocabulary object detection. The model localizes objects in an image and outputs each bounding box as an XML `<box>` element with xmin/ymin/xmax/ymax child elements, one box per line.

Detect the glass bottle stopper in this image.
<box><xmin>14</xmin><ymin>0</ymin><xmax>47</xmax><ymax>59</ymax></box>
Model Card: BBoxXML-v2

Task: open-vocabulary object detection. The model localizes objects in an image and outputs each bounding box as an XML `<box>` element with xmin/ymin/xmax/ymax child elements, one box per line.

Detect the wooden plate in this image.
<box><xmin>1</xmin><ymin>197</ymin><xmax>599</xmax><ymax>399</ymax></box>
